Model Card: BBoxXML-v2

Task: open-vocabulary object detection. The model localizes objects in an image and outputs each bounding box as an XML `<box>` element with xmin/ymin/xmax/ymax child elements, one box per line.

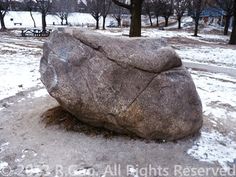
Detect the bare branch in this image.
<box><xmin>112</xmin><ymin>0</ymin><xmax>131</xmax><ymax>10</ymax></box>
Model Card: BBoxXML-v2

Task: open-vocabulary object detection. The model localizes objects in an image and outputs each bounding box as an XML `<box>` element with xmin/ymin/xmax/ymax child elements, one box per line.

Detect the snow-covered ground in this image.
<box><xmin>178</xmin><ymin>46</ymin><xmax>236</xmax><ymax>68</ymax></box>
<box><xmin>188</xmin><ymin>70</ymin><xmax>236</xmax><ymax>170</ymax></box>
<box><xmin>188</xmin><ymin>131</ymin><xmax>236</xmax><ymax>170</ymax></box>
<box><xmin>0</xmin><ymin>34</ymin><xmax>44</xmax><ymax>100</ymax></box>
<box><xmin>4</xmin><ymin>11</ymin><xmax>116</xmax><ymax>29</ymax></box>
<box><xmin>4</xmin><ymin>11</ymin><xmax>169</xmax><ymax>29</ymax></box>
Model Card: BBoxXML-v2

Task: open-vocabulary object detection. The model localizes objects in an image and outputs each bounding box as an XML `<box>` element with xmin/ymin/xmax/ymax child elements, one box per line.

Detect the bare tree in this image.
<box><xmin>191</xmin><ymin>0</ymin><xmax>206</xmax><ymax>36</ymax></box>
<box><xmin>101</xmin><ymin>0</ymin><xmax>112</xmax><ymax>30</ymax></box>
<box><xmin>214</xmin><ymin>0</ymin><xmax>234</xmax><ymax>35</ymax></box>
<box><xmin>174</xmin><ymin>0</ymin><xmax>189</xmax><ymax>29</ymax></box>
<box><xmin>9</xmin><ymin>0</ymin><xmax>24</xmax><ymax>10</ymax></box>
<box><xmin>0</xmin><ymin>0</ymin><xmax>9</xmax><ymax>31</ymax></box>
<box><xmin>152</xmin><ymin>0</ymin><xmax>162</xmax><ymax>27</ymax></box>
<box><xmin>87</xmin><ymin>0</ymin><xmax>103</xmax><ymax>29</ymax></box>
<box><xmin>23</xmin><ymin>0</ymin><xmax>37</xmax><ymax>27</ymax></box>
<box><xmin>143</xmin><ymin>0</ymin><xmax>153</xmax><ymax>26</ymax></box>
<box><xmin>52</xmin><ymin>0</ymin><xmax>76</xmax><ymax>25</ymax></box>
<box><xmin>229</xmin><ymin>0</ymin><xmax>236</xmax><ymax>44</ymax></box>
<box><xmin>112</xmin><ymin>0</ymin><xmax>144</xmax><ymax>37</ymax></box>
<box><xmin>111</xmin><ymin>2</ymin><xmax>124</xmax><ymax>27</ymax></box>
<box><xmin>36</xmin><ymin>0</ymin><xmax>51</xmax><ymax>32</ymax></box>
<box><xmin>160</xmin><ymin>0</ymin><xmax>173</xmax><ymax>27</ymax></box>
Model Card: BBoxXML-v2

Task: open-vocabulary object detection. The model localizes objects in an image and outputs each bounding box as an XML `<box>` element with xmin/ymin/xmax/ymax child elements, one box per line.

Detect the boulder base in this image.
<box><xmin>40</xmin><ymin>29</ymin><xmax>203</xmax><ymax>140</ymax></box>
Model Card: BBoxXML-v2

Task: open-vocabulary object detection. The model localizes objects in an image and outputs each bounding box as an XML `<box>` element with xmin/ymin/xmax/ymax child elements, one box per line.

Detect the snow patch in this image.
<box><xmin>178</xmin><ymin>46</ymin><xmax>236</xmax><ymax>68</ymax></box>
<box><xmin>0</xmin><ymin>40</ymin><xmax>42</xmax><ymax>101</ymax></box>
<box><xmin>128</xmin><ymin>167</ymin><xmax>139</xmax><ymax>177</ymax></box>
<box><xmin>31</xmin><ymin>89</ymin><xmax>48</xmax><ymax>98</ymax></box>
<box><xmin>16</xmin><ymin>149</ymin><xmax>38</xmax><ymax>163</ymax></box>
<box><xmin>73</xmin><ymin>168</ymin><xmax>94</xmax><ymax>176</ymax></box>
<box><xmin>190</xmin><ymin>70</ymin><xmax>236</xmax><ymax>123</ymax></box>
<box><xmin>17</xmin><ymin>98</ymin><xmax>25</xmax><ymax>103</ymax></box>
<box><xmin>25</xmin><ymin>167</ymin><xmax>42</xmax><ymax>176</ymax></box>
<box><xmin>188</xmin><ymin>131</ymin><xmax>236</xmax><ymax>170</ymax></box>
<box><xmin>0</xmin><ymin>142</ymin><xmax>9</xmax><ymax>153</ymax></box>
<box><xmin>0</xmin><ymin>161</ymin><xmax>8</xmax><ymax>170</ymax></box>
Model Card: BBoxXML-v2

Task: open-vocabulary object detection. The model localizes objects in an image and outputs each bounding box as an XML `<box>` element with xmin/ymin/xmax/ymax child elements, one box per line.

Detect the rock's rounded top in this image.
<box><xmin>49</xmin><ymin>29</ymin><xmax>182</xmax><ymax>74</ymax></box>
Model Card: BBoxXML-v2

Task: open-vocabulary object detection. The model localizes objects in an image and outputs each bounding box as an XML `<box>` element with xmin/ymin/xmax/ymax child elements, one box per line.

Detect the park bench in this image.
<box><xmin>21</xmin><ymin>28</ymin><xmax>52</xmax><ymax>37</ymax></box>
<box><xmin>14</xmin><ymin>23</ymin><xmax>22</xmax><ymax>26</ymax></box>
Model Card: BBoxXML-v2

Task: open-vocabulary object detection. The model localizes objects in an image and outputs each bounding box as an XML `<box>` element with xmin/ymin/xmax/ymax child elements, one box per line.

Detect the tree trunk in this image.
<box><xmin>229</xmin><ymin>1</ymin><xmax>236</xmax><ymax>44</ymax></box>
<box><xmin>129</xmin><ymin>0</ymin><xmax>143</xmax><ymax>37</ymax></box>
<box><xmin>178</xmin><ymin>16</ymin><xmax>182</xmax><ymax>29</ymax></box>
<box><xmin>229</xmin><ymin>20</ymin><xmax>236</xmax><ymax>44</ymax></box>
<box><xmin>0</xmin><ymin>12</ymin><xmax>6</xmax><ymax>31</ymax></box>
<box><xmin>165</xmin><ymin>16</ymin><xmax>169</xmax><ymax>27</ymax></box>
<box><xmin>42</xmin><ymin>12</ymin><xmax>47</xmax><ymax>32</ymax></box>
<box><xmin>224</xmin><ymin>15</ymin><xmax>231</xmax><ymax>35</ymax></box>
<box><xmin>194</xmin><ymin>17</ymin><xmax>200</xmax><ymax>36</ymax></box>
<box><xmin>96</xmin><ymin>17</ymin><xmax>99</xmax><ymax>29</ymax></box>
<box><xmin>156</xmin><ymin>15</ymin><xmax>159</xmax><ymax>27</ymax></box>
<box><xmin>193</xmin><ymin>0</ymin><xmax>202</xmax><ymax>37</ymax></box>
<box><xmin>103</xmin><ymin>16</ymin><xmax>106</xmax><ymax>30</ymax></box>
<box><xmin>65</xmin><ymin>15</ymin><xmax>68</xmax><ymax>25</ymax></box>
<box><xmin>117</xmin><ymin>17</ymin><xmax>121</xmax><ymax>27</ymax></box>
<box><xmin>60</xmin><ymin>17</ymin><xmax>64</xmax><ymax>25</ymax></box>
<box><xmin>148</xmin><ymin>13</ymin><xmax>153</xmax><ymax>27</ymax></box>
<box><xmin>30</xmin><ymin>10</ymin><xmax>36</xmax><ymax>28</ymax></box>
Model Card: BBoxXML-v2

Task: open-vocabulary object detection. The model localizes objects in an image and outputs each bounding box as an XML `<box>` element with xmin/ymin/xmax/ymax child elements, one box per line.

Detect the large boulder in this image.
<box><xmin>40</xmin><ymin>29</ymin><xmax>203</xmax><ymax>141</ymax></box>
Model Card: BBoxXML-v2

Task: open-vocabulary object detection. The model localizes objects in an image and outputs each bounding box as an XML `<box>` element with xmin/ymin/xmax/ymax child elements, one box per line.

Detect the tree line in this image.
<box><xmin>0</xmin><ymin>0</ymin><xmax>80</xmax><ymax>31</ymax></box>
<box><xmin>111</xmin><ymin>0</ymin><xmax>236</xmax><ymax>44</ymax></box>
<box><xmin>0</xmin><ymin>0</ymin><xmax>235</xmax><ymax>44</ymax></box>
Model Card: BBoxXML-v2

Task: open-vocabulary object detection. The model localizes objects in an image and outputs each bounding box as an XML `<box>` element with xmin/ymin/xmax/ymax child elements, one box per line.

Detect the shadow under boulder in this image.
<box><xmin>41</xmin><ymin>106</ymin><xmax>122</xmax><ymax>139</ymax></box>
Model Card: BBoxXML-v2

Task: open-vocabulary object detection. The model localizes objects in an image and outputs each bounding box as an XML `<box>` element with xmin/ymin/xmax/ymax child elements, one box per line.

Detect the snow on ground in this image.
<box><xmin>0</xmin><ymin>161</ymin><xmax>8</xmax><ymax>171</ymax></box>
<box><xmin>73</xmin><ymin>168</ymin><xmax>95</xmax><ymax>176</ymax></box>
<box><xmin>0</xmin><ymin>142</ymin><xmax>9</xmax><ymax>154</ymax></box>
<box><xmin>4</xmin><ymin>11</ymin><xmax>116</xmax><ymax>29</ymax></box>
<box><xmin>97</xmin><ymin>25</ymin><xmax>229</xmax><ymax>44</ymax></box>
<box><xmin>25</xmin><ymin>167</ymin><xmax>42</xmax><ymax>176</ymax></box>
<box><xmin>30</xmin><ymin>89</ymin><xmax>48</xmax><ymax>98</ymax></box>
<box><xmin>177</xmin><ymin>46</ymin><xmax>236</xmax><ymax>68</ymax></box>
<box><xmin>187</xmin><ymin>131</ymin><xmax>236</xmax><ymax>170</ymax></box>
<box><xmin>190</xmin><ymin>70</ymin><xmax>236</xmax><ymax>117</ymax></box>
<box><xmin>0</xmin><ymin>35</ymin><xmax>44</xmax><ymax>101</ymax></box>
<box><xmin>143</xmin><ymin>29</ymin><xmax>229</xmax><ymax>45</ymax></box>
<box><xmin>5</xmin><ymin>11</ymin><xmax>168</xmax><ymax>29</ymax></box>
<box><xmin>187</xmin><ymin>70</ymin><xmax>236</xmax><ymax>170</ymax></box>
<box><xmin>127</xmin><ymin>167</ymin><xmax>139</xmax><ymax>177</ymax></box>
